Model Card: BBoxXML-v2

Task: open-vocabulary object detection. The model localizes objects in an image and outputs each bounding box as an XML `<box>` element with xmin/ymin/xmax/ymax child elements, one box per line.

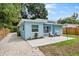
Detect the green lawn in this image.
<box><xmin>39</xmin><ymin>35</ymin><xmax>79</xmax><ymax>56</ymax></box>
<box><xmin>53</xmin><ymin>37</ymin><xmax>79</xmax><ymax>47</ymax></box>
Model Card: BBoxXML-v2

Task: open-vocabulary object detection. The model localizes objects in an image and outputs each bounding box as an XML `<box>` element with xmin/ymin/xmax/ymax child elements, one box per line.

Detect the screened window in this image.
<box><xmin>44</xmin><ymin>26</ymin><xmax>50</xmax><ymax>33</ymax></box>
<box><xmin>44</xmin><ymin>25</ymin><xmax>51</xmax><ymax>33</ymax></box>
<box><xmin>32</xmin><ymin>25</ymin><xmax>38</xmax><ymax>32</ymax></box>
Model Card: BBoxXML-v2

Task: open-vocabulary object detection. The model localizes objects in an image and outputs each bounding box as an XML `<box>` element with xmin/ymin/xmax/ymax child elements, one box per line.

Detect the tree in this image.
<box><xmin>0</xmin><ymin>4</ymin><xmax>21</xmax><ymax>31</ymax></box>
<box><xmin>57</xmin><ymin>18</ymin><xmax>62</xmax><ymax>24</ymax></box>
<box><xmin>21</xmin><ymin>3</ymin><xmax>48</xmax><ymax>19</ymax></box>
<box><xmin>71</xmin><ymin>13</ymin><xmax>78</xmax><ymax>19</ymax></box>
<box><xmin>0</xmin><ymin>4</ymin><xmax>21</xmax><ymax>25</ymax></box>
<box><xmin>57</xmin><ymin>13</ymin><xmax>79</xmax><ymax>24</ymax></box>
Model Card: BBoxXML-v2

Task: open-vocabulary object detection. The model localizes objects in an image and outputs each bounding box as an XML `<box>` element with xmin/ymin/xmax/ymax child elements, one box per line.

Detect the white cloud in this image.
<box><xmin>45</xmin><ymin>4</ymin><xmax>56</xmax><ymax>9</ymax></box>
<box><xmin>48</xmin><ymin>9</ymin><xmax>56</xmax><ymax>15</ymax></box>
<box><xmin>45</xmin><ymin>5</ymin><xmax>52</xmax><ymax>9</ymax></box>
<box><xmin>60</xmin><ymin>14</ymin><xmax>72</xmax><ymax>19</ymax></box>
<box><xmin>48</xmin><ymin>10</ymin><xmax>52</xmax><ymax>13</ymax></box>
<box><xmin>46</xmin><ymin>4</ymin><xmax>57</xmax><ymax>15</ymax></box>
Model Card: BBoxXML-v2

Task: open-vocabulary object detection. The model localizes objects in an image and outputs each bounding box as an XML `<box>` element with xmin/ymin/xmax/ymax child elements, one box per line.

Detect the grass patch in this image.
<box><xmin>52</xmin><ymin>38</ymin><xmax>78</xmax><ymax>46</ymax></box>
<box><xmin>53</xmin><ymin>35</ymin><xmax>79</xmax><ymax>46</ymax></box>
<box><xmin>39</xmin><ymin>35</ymin><xmax>79</xmax><ymax>56</ymax></box>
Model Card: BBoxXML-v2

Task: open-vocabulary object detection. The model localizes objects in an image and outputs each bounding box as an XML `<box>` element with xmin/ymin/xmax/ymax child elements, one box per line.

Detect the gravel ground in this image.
<box><xmin>0</xmin><ymin>33</ymin><xmax>44</xmax><ymax>56</ymax></box>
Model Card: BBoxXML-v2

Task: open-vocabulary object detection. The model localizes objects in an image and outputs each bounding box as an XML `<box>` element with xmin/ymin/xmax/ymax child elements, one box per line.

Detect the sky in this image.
<box><xmin>45</xmin><ymin>3</ymin><xmax>79</xmax><ymax>21</ymax></box>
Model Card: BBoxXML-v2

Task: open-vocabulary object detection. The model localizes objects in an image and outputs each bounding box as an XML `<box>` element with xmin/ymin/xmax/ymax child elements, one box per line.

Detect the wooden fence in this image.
<box><xmin>0</xmin><ymin>28</ymin><xmax>10</xmax><ymax>40</ymax></box>
<box><xmin>63</xmin><ymin>27</ymin><xmax>79</xmax><ymax>35</ymax></box>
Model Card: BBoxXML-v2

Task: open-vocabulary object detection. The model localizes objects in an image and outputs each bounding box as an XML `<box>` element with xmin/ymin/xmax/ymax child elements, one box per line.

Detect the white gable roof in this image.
<box><xmin>22</xmin><ymin>19</ymin><xmax>47</xmax><ymax>22</ymax></box>
<box><xmin>18</xmin><ymin>19</ymin><xmax>47</xmax><ymax>26</ymax></box>
<box><xmin>18</xmin><ymin>19</ymin><xmax>63</xmax><ymax>26</ymax></box>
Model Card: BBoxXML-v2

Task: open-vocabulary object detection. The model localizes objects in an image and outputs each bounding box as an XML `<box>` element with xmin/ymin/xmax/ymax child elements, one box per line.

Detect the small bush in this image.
<box><xmin>39</xmin><ymin>36</ymin><xmax>44</xmax><ymax>38</ymax></box>
<box><xmin>49</xmin><ymin>35</ymin><xmax>53</xmax><ymax>37</ymax></box>
<box><xmin>17</xmin><ymin>30</ymin><xmax>20</xmax><ymax>36</ymax></box>
<box><xmin>16</xmin><ymin>26</ymin><xmax>21</xmax><ymax>36</ymax></box>
<box><xmin>0</xmin><ymin>23</ymin><xmax>4</xmax><ymax>29</ymax></box>
<box><xmin>7</xmin><ymin>25</ymin><xmax>17</xmax><ymax>32</ymax></box>
<box><xmin>27</xmin><ymin>37</ymin><xmax>32</xmax><ymax>40</ymax></box>
<box><xmin>49</xmin><ymin>33</ymin><xmax>53</xmax><ymax>37</ymax></box>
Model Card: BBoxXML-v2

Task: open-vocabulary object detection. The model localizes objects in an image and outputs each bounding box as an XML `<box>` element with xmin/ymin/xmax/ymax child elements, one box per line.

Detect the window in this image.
<box><xmin>44</xmin><ymin>25</ymin><xmax>51</xmax><ymax>33</ymax></box>
<box><xmin>44</xmin><ymin>26</ymin><xmax>50</xmax><ymax>33</ymax></box>
<box><xmin>32</xmin><ymin>25</ymin><xmax>38</xmax><ymax>32</ymax></box>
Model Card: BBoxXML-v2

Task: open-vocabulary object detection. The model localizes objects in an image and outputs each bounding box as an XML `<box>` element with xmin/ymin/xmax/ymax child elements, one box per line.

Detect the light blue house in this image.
<box><xmin>18</xmin><ymin>19</ymin><xmax>63</xmax><ymax>40</ymax></box>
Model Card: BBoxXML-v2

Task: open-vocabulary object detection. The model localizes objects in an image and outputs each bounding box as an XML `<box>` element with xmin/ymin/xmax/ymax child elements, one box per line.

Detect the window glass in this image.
<box><xmin>44</xmin><ymin>25</ymin><xmax>51</xmax><ymax>33</ymax></box>
<box><xmin>32</xmin><ymin>25</ymin><xmax>38</xmax><ymax>32</ymax></box>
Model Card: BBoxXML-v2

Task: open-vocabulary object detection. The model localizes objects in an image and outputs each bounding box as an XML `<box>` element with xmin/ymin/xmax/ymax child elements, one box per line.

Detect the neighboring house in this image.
<box><xmin>18</xmin><ymin>19</ymin><xmax>63</xmax><ymax>40</ymax></box>
<box><xmin>63</xmin><ymin>24</ymin><xmax>79</xmax><ymax>28</ymax></box>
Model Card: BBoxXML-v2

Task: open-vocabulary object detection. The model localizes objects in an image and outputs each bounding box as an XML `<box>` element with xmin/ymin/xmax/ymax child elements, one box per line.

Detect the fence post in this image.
<box><xmin>66</xmin><ymin>27</ymin><xmax>68</xmax><ymax>40</ymax></box>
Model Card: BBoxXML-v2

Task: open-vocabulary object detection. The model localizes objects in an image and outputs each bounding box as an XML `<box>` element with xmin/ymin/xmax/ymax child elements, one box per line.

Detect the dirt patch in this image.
<box><xmin>39</xmin><ymin>42</ymin><xmax>79</xmax><ymax>56</ymax></box>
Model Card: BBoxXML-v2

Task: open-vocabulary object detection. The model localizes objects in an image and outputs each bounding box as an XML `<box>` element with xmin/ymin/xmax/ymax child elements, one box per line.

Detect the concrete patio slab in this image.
<box><xmin>27</xmin><ymin>36</ymin><xmax>73</xmax><ymax>47</ymax></box>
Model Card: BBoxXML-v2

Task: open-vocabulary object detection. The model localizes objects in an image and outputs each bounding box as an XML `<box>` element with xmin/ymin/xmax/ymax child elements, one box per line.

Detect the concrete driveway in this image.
<box><xmin>0</xmin><ymin>33</ymin><xmax>44</xmax><ymax>56</ymax></box>
<box><xmin>27</xmin><ymin>36</ymin><xmax>73</xmax><ymax>47</ymax></box>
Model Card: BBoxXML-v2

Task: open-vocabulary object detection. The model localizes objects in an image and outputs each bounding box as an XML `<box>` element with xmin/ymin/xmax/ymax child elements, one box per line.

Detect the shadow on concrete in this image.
<box><xmin>8</xmin><ymin>35</ymin><xmax>24</xmax><ymax>43</ymax></box>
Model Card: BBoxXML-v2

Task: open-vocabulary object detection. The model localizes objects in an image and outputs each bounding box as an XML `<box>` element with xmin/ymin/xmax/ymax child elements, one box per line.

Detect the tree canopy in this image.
<box><xmin>21</xmin><ymin>3</ymin><xmax>48</xmax><ymax>19</ymax></box>
<box><xmin>0</xmin><ymin>3</ymin><xmax>21</xmax><ymax>32</ymax></box>
<box><xmin>0</xmin><ymin>4</ymin><xmax>21</xmax><ymax>25</ymax></box>
<box><xmin>0</xmin><ymin>3</ymin><xmax>48</xmax><ymax>32</ymax></box>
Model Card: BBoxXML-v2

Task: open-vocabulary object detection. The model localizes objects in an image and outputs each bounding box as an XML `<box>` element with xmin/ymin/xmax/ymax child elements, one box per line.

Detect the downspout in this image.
<box><xmin>51</xmin><ymin>24</ymin><xmax>52</xmax><ymax>35</ymax></box>
<box><xmin>53</xmin><ymin>25</ymin><xmax>54</xmax><ymax>35</ymax></box>
<box><xmin>24</xmin><ymin>21</ymin><xmax>25</xmax><ymax>40</ymax></box>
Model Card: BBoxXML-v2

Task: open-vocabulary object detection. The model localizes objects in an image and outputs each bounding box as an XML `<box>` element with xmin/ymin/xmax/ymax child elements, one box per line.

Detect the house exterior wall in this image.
<box><xmin>19</xmin><ymin>21</ymin><xmax>63</xmax><ymax>40</ymax></box>
<box><xmin>24</xmin><ymin>22</ymin><xmax>44</xmax><ymax>40</ymax></box>
<box><xmin>43</xmin><ymin>24</ymin><xmax>63</xmax><ymax>36</ymax></box>
<box><xmin>19</xmin><ymin>22</ymin><xmax>25</xmax><ymax>39</ymax></box>
<box><xmin>52</xmin><ymin>25</ymin><xmax>63</xmax><ymax>35</ymax></box>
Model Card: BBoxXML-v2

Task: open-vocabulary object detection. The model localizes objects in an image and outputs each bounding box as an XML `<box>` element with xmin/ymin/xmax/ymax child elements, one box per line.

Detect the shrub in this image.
<box><xmin>7</xmin><ymin>25</ymin><xmax>17</xmax><ymax>32</ymax></box>
<box><xmin>49</xmin><ymin>33</ymin><xmax>53</xmax><ymax>37</ymax></box>
<box><xmin>0</xmin><ymin>23</ymin><xmax>4</xmax><ymax>29</ymax></box>
<box><xmin>39</xmin><ymin>36</ymin><xmax>44</xmax><ymax>38</ymax></box>
<box><xmin>17</xmin><ymin>27</ymin><xmax>20</xmax><ymax>36</ymax></box>
<box><xmin>27</xmin><ymin>37</ymin><xmax>32</xmax><ymax>40</ymax></box>
<box><xmin>49</xmin><ymin>35</ymin><xmax>53</xmax><ymax>37</ymax></box>
<box><xmin>12</xmin><ymin>26</ymin><xmax>17</xmax><ymax>32</ymax></box>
